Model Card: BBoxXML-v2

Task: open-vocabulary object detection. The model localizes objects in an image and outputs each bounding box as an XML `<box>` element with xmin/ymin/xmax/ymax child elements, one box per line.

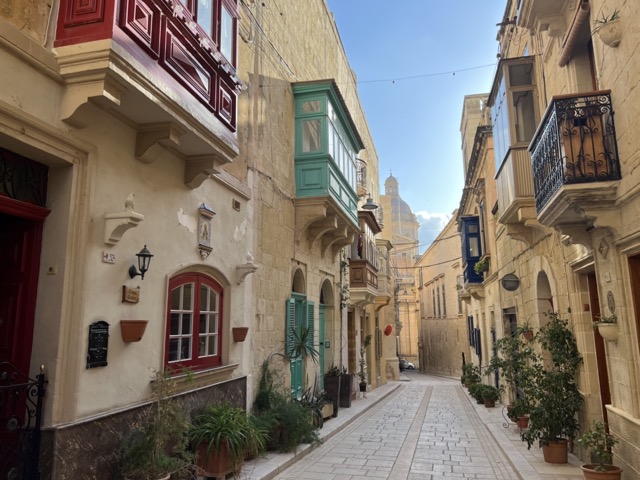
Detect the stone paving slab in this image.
<box><xmin>238</xmin><ymin>373</ymin><xmax>586</xmax><ymax>480</ymax></box>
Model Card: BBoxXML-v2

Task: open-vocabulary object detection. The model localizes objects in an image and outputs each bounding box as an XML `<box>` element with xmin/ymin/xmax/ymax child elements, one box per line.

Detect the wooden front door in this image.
<box><xmin>0</xmin><ymin>206</ymin><xmax>46</xmax><ymax>374</ymax></box>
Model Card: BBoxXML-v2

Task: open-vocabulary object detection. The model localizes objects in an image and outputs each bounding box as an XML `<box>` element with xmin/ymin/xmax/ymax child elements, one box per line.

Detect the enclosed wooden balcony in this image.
<box><xmin>348</xmin><ymin>211</ymin><xmax>381</xmax><ymax>307</ymax></box>
<box><xmin>531</xmin><ymin>91</ymin><xmax>621</xmax><ymax>228</ymax></box>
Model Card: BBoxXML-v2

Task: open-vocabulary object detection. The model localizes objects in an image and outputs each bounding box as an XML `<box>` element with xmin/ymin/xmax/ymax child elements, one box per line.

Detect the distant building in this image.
<box><xmin>380</xmin><ymin>174</ymin><xmax>420</xmax><ymax>366</ymax></box>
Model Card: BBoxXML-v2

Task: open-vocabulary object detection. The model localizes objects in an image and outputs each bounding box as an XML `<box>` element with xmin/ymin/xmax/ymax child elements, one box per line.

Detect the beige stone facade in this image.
<box><xmin>457</xmin><ymin>0</ymin><xmax>640</xmax><ymax>476</ymax></box>
<box><xmin>416</xmin><ymin>214</ymin><xmax>469</xmax><ymax>378</ymax></box>
<box><xmin>0</xmin><ymin>0</ymin><xmax>385</xmax><ymax>477</ymax></box>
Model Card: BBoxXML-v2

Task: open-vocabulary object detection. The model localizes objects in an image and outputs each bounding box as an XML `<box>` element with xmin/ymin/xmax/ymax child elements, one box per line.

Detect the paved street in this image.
<box><xmin>241</xmin><ymin>373</ymin><xmax>584</xmax><ymax>480</ymax></box>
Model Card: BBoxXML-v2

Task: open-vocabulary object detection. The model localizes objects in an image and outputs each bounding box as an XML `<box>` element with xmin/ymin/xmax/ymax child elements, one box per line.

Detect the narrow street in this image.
<box><xmin>243</xmin><ymin>373</ymin><xmax>584</xmax><ymax>480</ymax></box>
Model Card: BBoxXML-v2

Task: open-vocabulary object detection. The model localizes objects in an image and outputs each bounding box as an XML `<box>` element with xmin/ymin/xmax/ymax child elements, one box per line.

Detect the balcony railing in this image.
<box><xmin>531</xmin><ymin>91</ymin><xmax>620</xmax><ymax>213</ymax></box>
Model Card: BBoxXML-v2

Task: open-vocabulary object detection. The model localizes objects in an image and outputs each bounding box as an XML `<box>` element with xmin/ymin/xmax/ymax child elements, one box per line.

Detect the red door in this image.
<box><xmin>0</xmin><ymin>202</ymin><xmax>47</xmax><ymax>375</ymax></box>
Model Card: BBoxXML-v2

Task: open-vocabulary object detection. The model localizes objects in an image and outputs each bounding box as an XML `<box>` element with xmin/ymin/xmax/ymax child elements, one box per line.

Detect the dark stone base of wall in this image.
<box><xmin>38</xmin><ymin>376</ymin><xmax>246</xmax><ymax>480</ymax></box>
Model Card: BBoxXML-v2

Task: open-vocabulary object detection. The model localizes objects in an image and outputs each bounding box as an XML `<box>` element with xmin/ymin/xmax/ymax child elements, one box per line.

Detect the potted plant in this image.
<box><xmin>120</xmin><ymin>371</ymin><xmax>193</xmax><ymax>480</ymax></box>
<box><xmin>592</xmin><ymin>10</ymin><xmax>621</xmax><ymax>48</ymax></box>
<box><xmin>592</xmin><ymin>313</ymin><xmax>618</xmax><ymax>342</ymax></box>
<box><xmin>323</xmin><ymin>363</ymin><xmax>342</xmax><ymax>417</ymax></box>
<box><xmin>577</xmin><ymin>420</ymin><xmax>622</xmax><ymax>479</ymax></box>
<box><xmin>473</xmin><ymin>256</ymin><xmax>490</xmax><ymax>275</ymax></box>
<box><xmin>482</xmin><ymin>385</ymin><xmax>501</xmax><ymax>408</ymax></box>
<box><xmin>522</xmin><ymin>313</ymin><xmax>583</xmax><ymax>464</ymax></box>
<box><xmin>468</xmin><ymin>383</ymin><xmax>489</xmax><ymax>404</ymax></box>
<box><xmin>461</xmin><ymin>363</ymin><xmax>481</xmax><ymax>387</ymax></box>
<box><xmin>189</xmin><ymin>404</ymin><xmax>266</xmax><ymax>478</ymax></box>
<box><xmin>358</xmin><ymin>335</ymin><xmax>372</xmax><ymax>392</ymax></box>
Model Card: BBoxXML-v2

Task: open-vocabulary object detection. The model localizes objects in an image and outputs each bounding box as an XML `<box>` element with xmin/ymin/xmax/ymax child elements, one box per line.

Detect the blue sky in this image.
<box><xmin>326</xmin><ymin>1</ymin><xmax>507</xmax><ymax>252</ymax></box>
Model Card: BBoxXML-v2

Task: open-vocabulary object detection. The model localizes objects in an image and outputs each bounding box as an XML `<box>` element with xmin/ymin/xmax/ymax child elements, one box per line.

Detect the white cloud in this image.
<box><xmin>415</xmin><ymin>211</ymin><xmax>453</xmax><ymax>254</ymax></box>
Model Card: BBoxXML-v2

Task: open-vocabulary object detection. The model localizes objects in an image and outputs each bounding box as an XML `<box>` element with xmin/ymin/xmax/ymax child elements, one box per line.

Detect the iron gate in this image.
<box><xmin>0</xmin><ymin>362</ymin><xmax>46</xmax><ymax>480</ymax></box>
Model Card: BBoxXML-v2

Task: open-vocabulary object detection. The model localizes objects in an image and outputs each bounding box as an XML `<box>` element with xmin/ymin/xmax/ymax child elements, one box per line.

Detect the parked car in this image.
<box><xmin>399</xmin><ymin>359</ymin><xmax>415</xmax><ymax>371</ymax></box>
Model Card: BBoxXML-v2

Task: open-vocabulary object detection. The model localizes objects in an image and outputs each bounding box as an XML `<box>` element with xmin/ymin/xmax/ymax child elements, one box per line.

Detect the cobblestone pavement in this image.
<box><xmin>242</xmin><ymin>373</ymin><xmax>584</xmax><ymax>480</ymax></box>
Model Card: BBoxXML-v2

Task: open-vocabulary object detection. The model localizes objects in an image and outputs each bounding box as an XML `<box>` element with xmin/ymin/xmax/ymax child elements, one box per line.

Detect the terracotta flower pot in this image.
<box><xmin>542</xmin><ymin>439</ymin><xmax>568</xmax><ymax>464</ymax></box>
<box><xmin>516</xmin><ymin>416</ymin><xmax>529</xmax><ymax>430</ymax></box>
<box><xmin>120</xmin><ymin>320</ymin><xmax>148</xmax><ymax>342</ymax></box>
<box><xmin>580</xmin><ymin>464</ymin><xmax>623</xmax><ymax>480</ymax></box>
<box><xmin>232</xmin><ymin>327</ymin><xmax>249</xmax><ymax>342</ymax></box>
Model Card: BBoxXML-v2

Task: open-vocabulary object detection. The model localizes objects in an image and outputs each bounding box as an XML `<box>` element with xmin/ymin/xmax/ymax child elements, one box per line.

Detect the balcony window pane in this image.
<box><xmin>302</xmin><ymin>100</ymin><xmax>321</xmax><ymax>113</ymax></box>
<box><xmin>182</xmin><ymin>314</ymin><xmax>192</xmax><ymax>334</ymax></box>
<box><xmin>220</xmin><ymin>6</ymin><xmax>234</xmax><ymax>62</ymax></box>
<box><xmin>509</xmin><ymin>63</ymin><xmax>533</xmax><ymax>86</ymax></box>
<box><xmin>171</xmin><ymin>287</ymin><xmax>181</xmax><ymax>309</ymax></box>
<box><xmin>169</xmin><ymin>339</ymin><xmax>180</xmax><ymax>362</ymax></box>
<box><xmin>302</xmin><ymin>119</ymin><xmax>321</xmax><ymax>152</ymax></box>
<box><xmin>170</xmin><ymin>313</ymin><xmax>181</xmax><ymax>335</ymax></box>
<box><xmin>198</xmin><ymin>0</ymin><xmax>214</xmax><ymax>38</ymax></box>
<box><xmin>469</xmin><ymin>237</ymin><xmax>480</xmax><ymax>257</ymax></box>
<box><xmin>512</xmin><ymin>90</ymin><xmax>536</xmax><ymax>143</ymax></box>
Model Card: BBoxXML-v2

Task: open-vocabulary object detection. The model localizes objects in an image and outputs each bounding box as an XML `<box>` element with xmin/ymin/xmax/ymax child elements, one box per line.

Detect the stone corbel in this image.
<box><xmin>104</xmin><ymin>211</ymin><xmax>144</xmax><ymax>245</ymax></box>
<box><xmin>135</xmin><ymin>123</ymin><xmax>186</xmax><ymax>164</ymax></box>
<box><xmin>236</xmin><ymin>254</ymin><xmax>259</xmax><ymax>285</ymax></box>
<box><xmin>61</xmin><ymin>75</ymin><xmax>126</xmax><ymax>128</ymax></box>
<box><xmin>184</xmin><ymin>154</ymin><xmax>225</xmax><ymax>189</ymax></box>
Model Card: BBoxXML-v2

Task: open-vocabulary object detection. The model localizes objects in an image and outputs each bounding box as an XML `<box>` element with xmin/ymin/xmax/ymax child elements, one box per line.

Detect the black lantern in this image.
<box><xmin>129</xmin><ymin>245</ymin><xmax>153</xmax><ymax>280</ymax></box>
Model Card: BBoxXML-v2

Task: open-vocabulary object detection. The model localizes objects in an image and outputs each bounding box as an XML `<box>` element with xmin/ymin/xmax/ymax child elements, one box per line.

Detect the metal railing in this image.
<box><xmin>531</xmin><ymin>90</ymin><xmax>620</xmax><ymax>212</ymax></box>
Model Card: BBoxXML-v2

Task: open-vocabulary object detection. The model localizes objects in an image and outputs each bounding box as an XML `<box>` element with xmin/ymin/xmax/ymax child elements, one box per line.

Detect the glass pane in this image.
<box><xmin>199</xmin><ymin>337</ymin><xmax>206</xmax><ymax>357</ymax></box>
<box><xmin>208</xmin><ymin>335</ymin><xmax>217</xmax><ymax>355</ymax></box>
<box><xmin>169</xmin><ymin>339</ymin><xmax>179</xmax><ymax>362</ymax></box>
<box><xmin>182</xmin><ymin>314</ymin><xmax>192</xmax><ymax>334</ymax></box>
<box><xmin>210</xmin><ymin>291</ymin><xmax>217</xmax><ymax>311</ymax></box>
<box><xmin>171</xmin><ymin>287</ymin><xmax>181</xmax><ymax>309</ymax></box>
<box><xmin>170</xmin><ymin>313</ymin><xmax>180</xmax><ymax>335</ymax></box>
<box><xmin>302</xmin><ymin>119</ymin><xmax>321</xmax><ymax>152</ymax></box>
<box><xmin>468</xmin><ymin>224</ymin><xmax>478</xmax><ymax>233</ymax></box>
<box><xmin>200</xmin><ymin>285</ymin><xmax>209</xmax><ymax>311</ymax></box>
<box><xmin>198</xmin><ymin>0</ymin><xmax>214</xmax><ymax>37</ymax></box>
<box><xmin>180</xmin><ymin>339</ymin><xmax>191</xmax><ymax>360</ymax></box>
<box><xmin>182</xmin><ymin>283</ymin><xmax>193</xmax><ymax>310</ymax></box>
<box><xmin>220</xmin><ymin>6</ymin><xmax>234</xmax><ymax>62</ymax></box>
<box><xmin>469</xmin><ymin>237</ymin><xmax>480</xmax><ymax>257</ymax></box>
<box><xmin>199</xmin><ymin>313</ymin><xmax>208</xmax><ymax>334</ymax></box>
<box><xmin>509</xmin><ymin>63</ymin><xmax>533</xmax><ymax>86</ymax></box>
<box><xmin>302</xmin><ymin>100</ymin><xmax>321</xmax><ymax>113</ymax></box>
<box><xmin>512</xmin><ymin>90</ymin><xmax>536</xmax><ymax>142</ymax></box>
<box><xmin>210</xmin><ymin>313</ymin><xmax>218</xmax><ymax>333</ymax></box>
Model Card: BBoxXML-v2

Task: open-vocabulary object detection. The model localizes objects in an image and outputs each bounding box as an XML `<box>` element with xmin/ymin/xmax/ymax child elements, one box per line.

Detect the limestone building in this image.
<box><xmin>460</xmin><ymin>0</ymin><xmax>640</xmax><ymax>474</ymax></box>
<box><xmin>416</xmin><ymin>213</ymin><xmax>468</xmax><ymax>377</ymax></box>
<box><xmin>0</xmin><ymin>0</ymin><xmax>386</xmax><ymax>477</ymax></box>
<box><xmin>380</xmin><ymin>174</ymin><xmax>420</xmax><ymax>367</ymax></box>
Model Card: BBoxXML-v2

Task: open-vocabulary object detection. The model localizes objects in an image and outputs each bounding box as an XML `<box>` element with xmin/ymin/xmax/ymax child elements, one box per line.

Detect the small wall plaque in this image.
<box><xmin>87</xmin><ymin>321</ymin><xmax>109</xmax><ymax>369</ymax></box>
<box><xmin>198</xmin><ymin>203</ymin><xmax>216</xmax><ymax>260</ymax></box>
<box><xmin>122</xmin><ymin>285</ymin><xmax>141</xmax><ymax>303</ymax></box>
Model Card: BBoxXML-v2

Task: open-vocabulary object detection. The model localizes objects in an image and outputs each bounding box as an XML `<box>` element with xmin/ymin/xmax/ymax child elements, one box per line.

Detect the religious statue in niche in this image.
<box><xmin>198</xmin><ymin>204</ymin><xmax>216</xmax><ymax>259</ymax></box>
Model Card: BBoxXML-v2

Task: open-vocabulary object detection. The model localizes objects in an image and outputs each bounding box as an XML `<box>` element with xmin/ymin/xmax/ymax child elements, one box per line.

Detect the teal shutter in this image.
<box><xmin>285</xmin><ymin>298</ymin><xmax>296</xmax><ymax>357</ymax></box>
<box><xmin>305</xmin><ymin>300</ymin><xmax>315</xmax><ymax>353</ymax></box>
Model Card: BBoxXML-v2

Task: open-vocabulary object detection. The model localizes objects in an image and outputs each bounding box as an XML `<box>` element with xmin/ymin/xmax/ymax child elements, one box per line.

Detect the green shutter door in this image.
<box><xmin>318</xmin><ymin>304</ymin><xmax>325</xmax><ymax>389</ymax></box>
<box><xmin>287</xmin><ymin>297</ymin><xmax>304</xmax><ymax>399</ymax></box>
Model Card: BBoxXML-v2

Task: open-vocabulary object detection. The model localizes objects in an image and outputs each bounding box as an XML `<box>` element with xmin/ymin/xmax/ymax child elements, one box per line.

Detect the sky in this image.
<box><xmin>325</xmin><ymin>1</ymin><xmax>507</xmax><ymax>253</ymax></box>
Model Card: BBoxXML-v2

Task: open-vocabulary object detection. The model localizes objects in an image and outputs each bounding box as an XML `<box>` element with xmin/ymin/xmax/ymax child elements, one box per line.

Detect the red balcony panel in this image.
<box><xmin>162</xmin><ymin>25</ymin><xmax>214</xmax><ymax>107</ymax></box>
<box><xmin>218</xmin><ymin>77</ymin><xmax>236</xmax><ymax>131</ymax></box>
<box><xmin>55</xmin><ymin>0</ymin><xmax>116</xmax><ymax>47</ymax></box>
<box><xmin>120</xmin><ymin>0</ymin><xmax>161</xmax><ymax>57</ymax></box>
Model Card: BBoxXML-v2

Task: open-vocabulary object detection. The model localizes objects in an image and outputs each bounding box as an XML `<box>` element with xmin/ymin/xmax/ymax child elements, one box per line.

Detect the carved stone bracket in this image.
<box><xmin>135</xmin><ymin>123</ymin><xmax>186</xmax><ymax>164</ymax></box>
<box><xmin>236</xmin><ymin>262</ymin><xmax>258</xmax><ymax>285</ymax></box>
<box><xmin>104</xmin><ymin>210</ymin><xmax>144</xmax><ymax>245</ymax></box>
<box><xmin>185</xmin><ymin>154</ymin><xmax>226</xmax><ymax>189</ymax></box>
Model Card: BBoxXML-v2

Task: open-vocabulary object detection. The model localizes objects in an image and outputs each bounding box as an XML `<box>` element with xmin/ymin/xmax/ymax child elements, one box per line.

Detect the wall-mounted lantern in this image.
<box><xmin>128</xmin><ymin>245</ymin><xmax>153</xmax><ymax>280</ymax></box>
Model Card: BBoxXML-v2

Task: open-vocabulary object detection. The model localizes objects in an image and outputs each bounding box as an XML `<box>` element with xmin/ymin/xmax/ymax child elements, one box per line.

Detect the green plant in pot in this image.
<box><xmin>461</xmin><ymin>363</ymin><xmax>481</xmax><ymax>387</ymax></box>
<box><xmin>482</xmin><ymin>385</ymin><xmax>501</xmax><ymax>408</ymax></box>
<box><xmin>189</xmin><ymin>404</ymin><xmax>267</xmax><ymax>478</ymax></box>
<box><xmin>120</xmin><ymin>371</ymin><xmax>193</xmax><ymax>480</ymax></box>
<box><xmin>468</xmin><ymin>383</ymin><xmax>489</xmax><ymax>404</ymax></box>
<box><xmin>522</xmin><ymin>313</ymin><xmax>583</xmax><ymax>464</ymax></box>
<box><xmin>577</xmin><ymin>420</ymin><xmax>622</xmax><ymax>479</ymax></box>
<box><xmin>323</xmin><ymin>363</ymin><xmax>343</xmax><ymax>417</ymax></box>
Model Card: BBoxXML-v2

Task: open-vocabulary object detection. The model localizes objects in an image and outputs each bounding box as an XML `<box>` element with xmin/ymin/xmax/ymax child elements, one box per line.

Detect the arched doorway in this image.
<box><xmin>319</xmin><ymin>279</ymin><xmax>334</xmax><ymax>388</ymax></box>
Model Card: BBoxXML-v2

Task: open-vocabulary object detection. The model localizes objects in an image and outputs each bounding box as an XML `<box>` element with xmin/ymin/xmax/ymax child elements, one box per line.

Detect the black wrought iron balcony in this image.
<box><xmin>531</xmin><ymin>90</ymin><xmax>621</xmax><ymax>218</ymax></box>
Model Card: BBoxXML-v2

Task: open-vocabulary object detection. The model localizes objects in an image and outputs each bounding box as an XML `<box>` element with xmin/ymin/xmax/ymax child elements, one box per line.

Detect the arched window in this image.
<box><xmin>165</xmin><ymin>272</ymin><xmax>223</xmax><ymax>369</ymax></box>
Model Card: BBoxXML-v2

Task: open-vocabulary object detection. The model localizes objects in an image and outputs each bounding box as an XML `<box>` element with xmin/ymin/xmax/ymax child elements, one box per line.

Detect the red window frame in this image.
<box><xmin>165</xmin><ymin>272</ymin><xmax>223</xmax><ymax>370</ymax></box>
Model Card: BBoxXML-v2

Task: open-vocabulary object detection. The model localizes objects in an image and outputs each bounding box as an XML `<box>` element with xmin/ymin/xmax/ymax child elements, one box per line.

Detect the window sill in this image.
<box><xmin>168</xmin><ymin>363</ymin><xmax>240</xmax><ymax>394</ymax></box>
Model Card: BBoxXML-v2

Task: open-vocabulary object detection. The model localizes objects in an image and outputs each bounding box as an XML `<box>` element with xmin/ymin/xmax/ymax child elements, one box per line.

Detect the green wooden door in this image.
<box><xmin>319</xmin><ymin>304</ymin><xmax>325</xmax><ymax>389</ymax></box>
